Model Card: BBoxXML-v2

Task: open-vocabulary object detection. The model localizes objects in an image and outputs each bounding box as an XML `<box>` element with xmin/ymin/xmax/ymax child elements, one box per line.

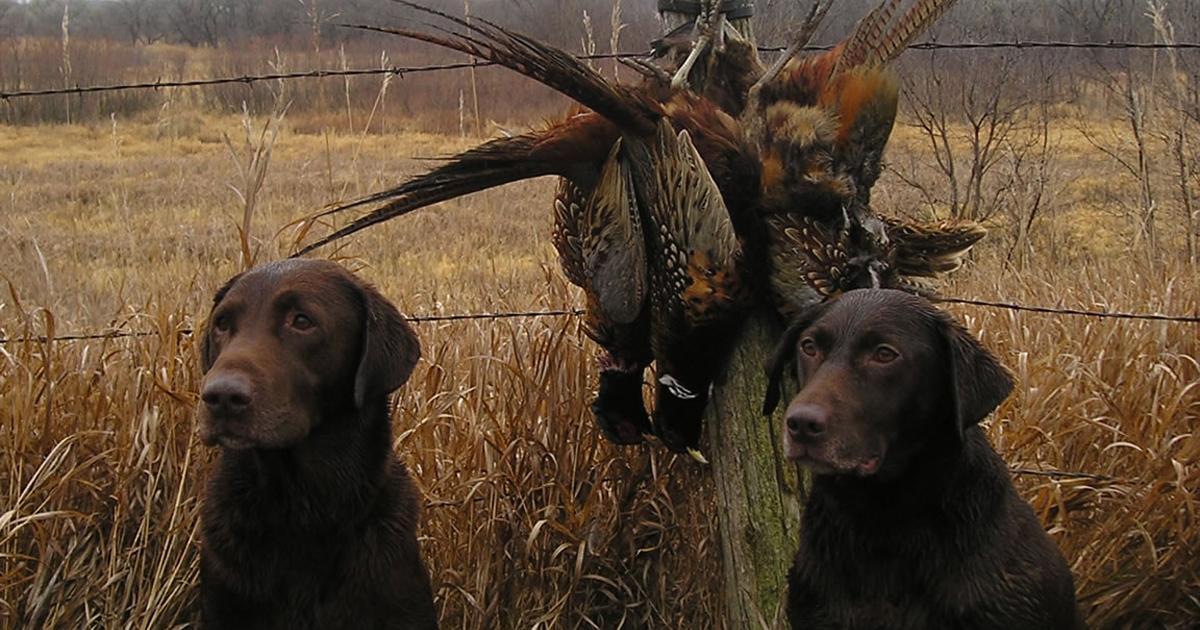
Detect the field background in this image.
<box><xmin>2</xmin><ymin>1</ymin><xmax>1199</xmax><ymax>628</ymax></box>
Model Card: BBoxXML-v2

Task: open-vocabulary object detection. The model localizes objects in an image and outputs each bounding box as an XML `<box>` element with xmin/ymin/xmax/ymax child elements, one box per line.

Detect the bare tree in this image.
<box><xmin>898</xmin><ymin>50</ymin><xmax>1035</xmax><ymax>222</ymax></box>
<box><xmin>1148</xmin><ymin>0</ymin><xmax>1199</xmax><ymax>264</ymax></box>
<box><xmin>112</xmin><ymin>0</ymin><xmax>162</xmax><ymax>45</ymax></box>
<box><xmin>168</xmin><ymin>0</ymin><xmax>233</xmax><ymax>47</ymax></box>
<box><xmin>1059</xmin><ymin>0</ymin><xmax>1164</xmax><ymax>254</ymax></box>
<box><xmin>1004</xmin><ymin>95</ymin><xmax>1062</xmax><ymax>269</ymax></box>
<box><xmin>0</xmin><ymin>0</ymin><xmax>14</xmax><ymax>30</ymax></box>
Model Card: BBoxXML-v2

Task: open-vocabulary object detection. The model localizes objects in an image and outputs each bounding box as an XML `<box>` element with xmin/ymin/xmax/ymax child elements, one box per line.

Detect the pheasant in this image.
<box><xmin>740</xmin><ymin>0</ymin><xmax>986</xmax><ymax>315</ymax></box>
<box><xmin>552</xmin><ymin>145</ymin><xmax>653</xmax><ymax>445</ymax></box>
<box><xmin>625</xmin><ymin>118</ymin><xmax>746</xmax><ymax>458</ymax></box>
<box><xmin>292</xmin><ymin>0</ymin><xmax>983</xmax><ymax>458</ymax></box>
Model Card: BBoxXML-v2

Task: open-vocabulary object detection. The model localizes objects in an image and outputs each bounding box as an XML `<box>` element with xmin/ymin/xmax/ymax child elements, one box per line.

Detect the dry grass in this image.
<box><xmin>0</xmin><ymin>112</ymin><xmax>1197</xmax><ymax>629</ymax></box>
<box><xmin>0</xmin><ymin>36</ymin><xmax>569</xmax><ymax>131</ymax></box>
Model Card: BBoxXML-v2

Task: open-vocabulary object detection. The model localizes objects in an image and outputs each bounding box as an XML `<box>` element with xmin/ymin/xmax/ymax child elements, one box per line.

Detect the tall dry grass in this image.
<box><xmin>944</xmin><ymin>255</ymin><xmax>1200</xmax><ymax>627</ymax></box>
<box><xmin>0</xmin><ymin>113</ymin><xmax>1197</xmax><ymax>628</ymax></box>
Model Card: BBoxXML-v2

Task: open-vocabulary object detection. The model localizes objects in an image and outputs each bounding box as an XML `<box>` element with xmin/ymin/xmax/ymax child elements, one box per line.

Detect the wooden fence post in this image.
<box><xmin>706</xmin><ymin>314</ymin><xmax>804</xmax><ymax>627</ymax></box>
<box><xmin>655</xmin><ymin>3</ymin><xmax>804</xmax><ymax>627</ymax></box>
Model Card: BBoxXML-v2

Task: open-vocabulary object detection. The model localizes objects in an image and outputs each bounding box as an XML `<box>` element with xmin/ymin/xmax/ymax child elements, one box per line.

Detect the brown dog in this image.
<box><xmin>764</xmin><ymin>289</ymin><xmax>1084</xmax><ymax>629</ymax></box>
<box><xmin>197</xmin><ymin>259</ymin><xmax>437</xmax><ymax>629</ymax></box>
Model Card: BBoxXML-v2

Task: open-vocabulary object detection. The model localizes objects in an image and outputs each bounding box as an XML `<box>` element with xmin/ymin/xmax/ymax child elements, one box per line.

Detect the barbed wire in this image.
<box><xmin>1010</xmin><ymin>467</ymin><xmax>1115</xmax><ymax>482</ymax></box>
<box><xmin>760</xmin><ymin>40</ymin><xmax>1200</xmax><ymax>52</ymax></box>
<box><xmin>0</xmin><ymin>308</ymin><xmax>587</xmax><ymax>345</ymax></box>
<box><xmin>0</xmin><ymin>36</ymin><xmax>1173</xmax><ymax>492</ymax></box>
<box><xmin>2</xmin><ymin>297</ymin><xmax>1196</xmax><ymax>345</ymax></box>
<box><xmin>0</xmin><ymin>307</ymin><xmax>1138</xmax><ymax>485</ymax></box>
<box><xmin>0</xmin><ymin>52</ymin><xmax>640</xmax><ymax>101</ymax></box>
<box><xmin>2</xmin><ymin>40</ymin><xmax>1197</xmax><ymax>101</ymax></box>
<box><xmin>934</xmin><ymin>297</ymin><xmax>1200</xmax><ymax>323</ymax></box>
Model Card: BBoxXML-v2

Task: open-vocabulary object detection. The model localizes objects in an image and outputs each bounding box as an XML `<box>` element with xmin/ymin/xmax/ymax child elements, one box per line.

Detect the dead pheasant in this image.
<box><xmin>292</xmin><ymin>0</ymin><xmax>983</xmax><ymax>457</ymax></box>
<box><xmin>625</xmin><ymin>119</ymin><xmax>746</xmax><ymax>457</ymax></box>
<box><xmin>553</xmin><ymin>147</ymin><xmax>654</xmax><ymax>445</ymax></box>
<box><xmin>745</xmin><ymin>0</ymin><xmax>983</xmax><ymax>314</ymax></box>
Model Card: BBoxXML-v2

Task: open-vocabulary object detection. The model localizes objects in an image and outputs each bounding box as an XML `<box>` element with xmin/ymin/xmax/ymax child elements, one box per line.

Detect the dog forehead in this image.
<box><xmin>223</xmin><ymin>259</ymin><xmax>360</xmax><ymax>308</ymax></box>
<box><xmin>814</xmin><ymin>290</ymin><xmax>939</xmax><ymax>342</ymax></box>
<box><xmin>250</xmin><ymin>258</ymin><xmax>349</xmax><ymax>284</ymax></box>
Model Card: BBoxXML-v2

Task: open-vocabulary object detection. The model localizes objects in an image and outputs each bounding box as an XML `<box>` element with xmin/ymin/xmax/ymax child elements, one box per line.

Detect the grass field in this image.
<box><xmin>1</xmin><ymin>112</ymin><xmax>1197</xmax><ymax>628</ymax></box>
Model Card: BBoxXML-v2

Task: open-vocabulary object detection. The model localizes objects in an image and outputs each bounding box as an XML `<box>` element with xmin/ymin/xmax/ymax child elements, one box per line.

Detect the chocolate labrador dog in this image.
<box><xmin>764</xmin><ymin>289</ymin><xmax>1084</xmax><ymax>629</ymax></box>
<box><xmin>197</xmin><ymin>259</ymin><xmax>437</xmax><ymax>629</ymax></box>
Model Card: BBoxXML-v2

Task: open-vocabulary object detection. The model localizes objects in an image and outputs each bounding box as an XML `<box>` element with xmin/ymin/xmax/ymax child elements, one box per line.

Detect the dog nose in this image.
<box><xmin>786</xmin><ymin>404</ymin><xmax>828</xmax><ymax>442</ymax></box>
<box><xmin>202</xmin><ymin>373</ymin><xmax>253</xmax><ymax>416</ymax></box>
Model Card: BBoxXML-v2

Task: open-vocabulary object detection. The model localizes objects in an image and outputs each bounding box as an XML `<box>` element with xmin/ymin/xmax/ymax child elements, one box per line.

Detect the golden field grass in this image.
<box><xmin>0</xmin><ymin>113</ymin><xmax>1197</xmax><ymax>629</ymax></box>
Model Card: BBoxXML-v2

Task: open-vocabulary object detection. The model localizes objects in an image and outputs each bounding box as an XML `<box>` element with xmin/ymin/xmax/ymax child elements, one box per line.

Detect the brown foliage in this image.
<box><xmin>0</xmin><ymin>114</ymin><xmax>1196</xmax><ymax>626</ymax></box>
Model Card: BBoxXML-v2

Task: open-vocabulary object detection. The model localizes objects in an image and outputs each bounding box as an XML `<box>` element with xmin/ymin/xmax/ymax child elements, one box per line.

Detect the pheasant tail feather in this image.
<box><xmin>296</xmin><ymin>113</ymin><xmax>617</xmax><ymax>255</ymax></box>
<box><xmin>866</xmin><ymin>0</ymin><xmax>960</xmax><ymax>67</ymax></box>
<box><xmin>352</xmin><ymin>2</ymin><xmax>655</xmax><ymax>134</ymax></box>
<box><xmin>836</xmin><ymin>0</ymin><xmax>904</xmax><ymax>74</ymax></box>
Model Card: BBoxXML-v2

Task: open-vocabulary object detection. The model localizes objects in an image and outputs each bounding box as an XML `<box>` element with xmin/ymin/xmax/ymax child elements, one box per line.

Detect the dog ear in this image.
<box><xmin>762</xmin><ymin>301</ymin><xmax>828</xmax><ymax>416</ymax></box>
<box><xmin>200</xmin><ymin>273</ymin><xmax>241</xmax><ymax>373</ymax></box>
<box><xmin>938</xmin><ymin>312</ymin><xmax>1014</xmax><ymax>439</ymax></box>
<box><xmin>354</xmin><ymin>282</ymin><xmax>421</xmax><ymax>409</ymax></box>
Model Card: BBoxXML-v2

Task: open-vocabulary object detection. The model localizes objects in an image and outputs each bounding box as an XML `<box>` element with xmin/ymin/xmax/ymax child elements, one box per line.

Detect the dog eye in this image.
<box><xmin>290</xmin><ymin>314</ymin><xmax>315</xmax><ymax>331</ymax></box>
<box><xmin>800</xmin><ymin>338</ymin><xmax>819</xmax><ymax>357</ymax></box>
<box><xmin>872</xmin><ymin>346</ymin><xmax>899</xmax><ymax>363</ymax></box>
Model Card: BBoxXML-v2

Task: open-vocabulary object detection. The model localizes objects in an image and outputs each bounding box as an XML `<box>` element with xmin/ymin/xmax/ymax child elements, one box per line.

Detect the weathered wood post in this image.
<box><xmin>655</xmin><ymin>3</ymin><xmax>804</xmax><ymax>627</ymax></box>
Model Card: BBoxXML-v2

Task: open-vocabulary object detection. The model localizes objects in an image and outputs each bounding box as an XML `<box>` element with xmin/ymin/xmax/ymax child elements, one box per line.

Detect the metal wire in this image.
<box><xmin>0</xmin><ymin>34</ymin><xmax>1173</xmax><ymax>492</ymax></box>
<box><xmin>1010</xmin><ymin>467</ymin><xmax>1116</xmax><ymax>482</ymax></box>
<box><xmin>2</xmin><ymin>41</ymin><xmax>1197</xmax><ymax>101</ymax></box>
<box><xmin>4</xmin><ymin>296</ymin><xmax>1197</xmax><ymax>345</ymax></box>
<box><xmin>934</xmin><ymin>297</ymin><xmax>1200</xmax><ymax>324</ymax></box>
<box><xmin>761</xmin><ymin>40</ymin><xmax>1200</xmax><ymax>52</ymax></box>
<box><xmin>0</xmin><ymin>308</ymin><xmax>587</xmax><ymax>344</ymax></box>
<box><xmin>0</xmin><ymin>52</ymin><xmax>642</xmax><ymax>101</ymax></box>
<box><xmin>0</xmin><ymin>307</ymin><xmax>1134</xmax><ymax>485</ymax></box>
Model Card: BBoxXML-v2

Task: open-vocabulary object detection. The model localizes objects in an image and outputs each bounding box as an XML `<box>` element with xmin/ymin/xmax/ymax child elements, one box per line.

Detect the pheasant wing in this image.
<box><xmin>766</xmin><ymin>215</ymin><xmax>851</xmax><ymax>316</ymax></box>
<box><xmin>580</xmin><ymin>141</ymin><xmax>647</xmax><ymax>324</ymax></box>
<box><xmin>626</xmin><ymin>120</ymin><xmax>740</xmax><ymax>330</ymax></box>
<box><xmin>884</xmin><ymin>216</ymin><xmax>988</xmax><ymax>277</ymax></box>
<box><xmin>553</xmin><ymin>177</ymin><xmax>589</xmax><ymax>288</ymax></box>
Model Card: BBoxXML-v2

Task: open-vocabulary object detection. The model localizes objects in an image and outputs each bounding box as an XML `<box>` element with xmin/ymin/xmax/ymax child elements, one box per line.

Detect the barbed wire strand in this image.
<box><xmin>934</xmin><ymin>297</ymin><xmax>1200</xmax><ymax>323</ymax></box>
<box><xmin>0</xmin><ymin>309</ymin><xmax>1132</xmax><ymax>482</ymax></box>
<box><xmin>2</xmin><ymin>297</ymin><xmax>1197</xmax><ymax>346</ymax></box>
<box><xmin>761</xmin><ymin>40</ymin><xmax>1200</xmax><ymax>52</ymax></box>
<box><xmin>2</xmin><ymin>41</ymin><xmax>1198</xmax><ymax>101</ymax></box>
<box><xmin>0</xmin><ymin>308</ymin><xmax>588</xmax><ymax>345</ymax></box>
<box><xmin>1009</xmin><ymin>467</ymin><xmax>1115</xmax><ymax>482</ymax></box>
<box><xmin>0</xmin><ymin>35</ymin><xmax>1171</xmax><ymax>493</ymax></box>
<box><xmin>0</xmin><ymin>52</ymin><xmax>637</xmax><ymax>101</ymax></box>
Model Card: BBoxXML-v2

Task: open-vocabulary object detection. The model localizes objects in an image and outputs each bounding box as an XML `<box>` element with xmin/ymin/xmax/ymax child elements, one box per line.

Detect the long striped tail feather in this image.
<box><xmin>840</xmin><ymin>0</ymin><xmax>960</xmax><ymax>72</ymax></box>
<box><xmin>294</xmin><ymin>115</ymin><xmax>618</xmax><ymax>256</ymax></box>
<box><xmin>294</xmin><ymin>146</ymin><xmax>551</xmax><ymax>256</ymax></box>
<box><xmin>349</xmin><ymin>2</ymin><xmax>658</xmax><ymax>134</ymax></box>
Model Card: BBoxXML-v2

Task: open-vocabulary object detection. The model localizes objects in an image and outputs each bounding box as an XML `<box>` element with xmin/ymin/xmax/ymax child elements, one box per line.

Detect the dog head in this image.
<box><xmin>764</xmin><ymin>289</ymin><xmax>1012</xmax><ymax>478</ymax></box>
<box><xmin>197</xmin><ymin>259</ymin><xmax>420</xmax><ymax>449</ymax></box>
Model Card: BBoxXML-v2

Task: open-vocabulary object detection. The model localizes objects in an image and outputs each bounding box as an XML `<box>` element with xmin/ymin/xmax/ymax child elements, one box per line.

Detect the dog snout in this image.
<box><xmin>786</xmin><ymin>403</ymin><xmax>829</xmax><ymax>443</ymax></box>
<box><xmin>202</xmin><ymin>372</ymin><xmax>253</xmax><ymax>417</ymax></box>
